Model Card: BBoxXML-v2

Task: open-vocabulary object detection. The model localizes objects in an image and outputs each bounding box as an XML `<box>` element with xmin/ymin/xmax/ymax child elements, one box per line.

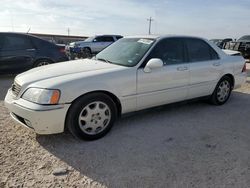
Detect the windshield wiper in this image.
<box><xmin>96</xmin><ymin>58</ymin><xmax>113</xmax><ymax>64</ymax></box>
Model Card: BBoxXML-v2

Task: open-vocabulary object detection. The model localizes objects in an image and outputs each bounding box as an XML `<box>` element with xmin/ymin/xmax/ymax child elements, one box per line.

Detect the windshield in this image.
<box><xmin>238</xmin><ymin>35</ymin><xmax>250</xmax><ymax>41</ymax></box>
<box><xmin>95</xmin><ymin>38</ymin><xmax>155</xmax><ymax>67</ymax></box>
<box><xmin>84</xmin><ymin>36</ymin><xmax>95</xmax><ymax>42</ymax></box>
<box><xmin>210</xmin><ymin>39</ymin><xmax>221</xmax><ymax>43</ymax></box>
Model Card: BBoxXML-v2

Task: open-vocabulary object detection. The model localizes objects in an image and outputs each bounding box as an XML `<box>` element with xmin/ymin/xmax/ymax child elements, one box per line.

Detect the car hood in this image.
<box><xmin>76</xmin><ymin>41</ymin><xmax>91</xmax><ymax>46</ymax></box>
<box><xmin>15</xmin><ymin>59</ymin><xmax>124</xmax><ymax>86</ymax></box>
<box><xmin>237</xmin><ymin>40</ymin><xmax>250</xmax><ymax>43</ymax></box>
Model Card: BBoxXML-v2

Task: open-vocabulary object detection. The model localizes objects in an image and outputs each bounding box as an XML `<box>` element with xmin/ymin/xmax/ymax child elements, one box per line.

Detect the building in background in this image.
<box><xmin>30</xmin><ymin>33</ymin><xmax>87</xmax><ymax>44</ymax></box>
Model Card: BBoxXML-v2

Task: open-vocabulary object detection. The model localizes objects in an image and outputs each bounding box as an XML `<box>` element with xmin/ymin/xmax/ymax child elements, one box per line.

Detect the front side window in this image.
<box><xmin>186</xmin><ymin>38</ymin><xmax>219</xmax><ymax>62</ymax></box>
<box><xmin>146</xmin><ymin>38</ymin><xmax>185</xmax><ymax>65</ymax></box>
<box><xmin>94</xmin><ymin>36</ymin><xmax>105</xmax><ymax>42</ymax></box>
<box><xmin>2</xmin><ymin>35</ymin><xmax>33</xmax><ymax>50</ymax></box>
<box><xmin>95</xmin><ymin>38</ymin><xmax>155</xmax><ymax>67</ymax></box>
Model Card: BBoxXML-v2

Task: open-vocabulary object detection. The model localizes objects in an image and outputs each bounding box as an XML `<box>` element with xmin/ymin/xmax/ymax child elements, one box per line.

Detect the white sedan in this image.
<box><xmin>5</xmin><ymin>35</ymin><xmax>247</xmax><ymax>140</ymax></box>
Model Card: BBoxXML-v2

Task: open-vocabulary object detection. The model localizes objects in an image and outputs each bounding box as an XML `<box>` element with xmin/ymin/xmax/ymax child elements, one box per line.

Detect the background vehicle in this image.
<box><xmin>224</xmin><ymin>35</ymin><xmax>250</xmax><ymax>61</ymax></box>
<box><xmin>5</xmin><ymin>36</ymin><xmax>247</xmax><ymax>140</ymax></box>
<box><xmin>0</xmin><ymin>32</ymin><xmax>69</xmax><ymax>74</ymax></box>
<box><xmin>65</xmin><ymin>41</ymin><xmax>83</xmax><ymax>59</ymax></box>
<box><xmin>65</xmin><ymin>35</ymin><xmax>123</xmax><ymax>59</ymax></box>
<box><xmin>210</xmin><ymin>38</ymin><xmax>232</xmax><ymax>49</ymax></box>
<box><xmin>222</xmin><ymin>49</ymin><xmax>241</xmax><ymax>56</ymax></box>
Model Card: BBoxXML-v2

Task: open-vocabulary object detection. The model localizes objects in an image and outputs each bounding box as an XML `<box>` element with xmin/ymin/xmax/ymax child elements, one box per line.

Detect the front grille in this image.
<box><xmin>241</xmin><ymin>43</ymin><xmax>246</xmax><ymax>48</ymax></box>
<box><xmin>228</xmin><ymin>42</ymin><xmax>240</xmax><ymax>51</ymax></box>
<box><xmin>11</xmin><ymin>81</ymin><xmax>22</xmax><ymax>97</ymax></box>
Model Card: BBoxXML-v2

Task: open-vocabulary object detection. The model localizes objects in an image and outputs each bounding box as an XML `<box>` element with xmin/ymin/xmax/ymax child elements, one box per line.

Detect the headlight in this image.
<box><xmin>22</xmin><ymin>88</ymin><xmax>60</xmax><ymax>105</ymax></box>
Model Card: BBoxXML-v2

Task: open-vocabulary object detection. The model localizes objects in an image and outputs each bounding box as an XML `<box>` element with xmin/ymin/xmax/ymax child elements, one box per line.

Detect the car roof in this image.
<box><xmin>0</xmin><ymin>32</ymin><xmax>48</xmax><ymax>41</ymax></box>
<box><xmin>124</xmin><ymin>35</ymin><xmax>207</xmax><ymax>41</ymax></box>
<box><xmin>0</xmin><ymin>32</ymin><xmax>35</xmax><ymax>37</ymax></box>
<box><xmin>93</xmin><ymin>34</ymin><xmax>123</xmax><ymax>37</ymax></box>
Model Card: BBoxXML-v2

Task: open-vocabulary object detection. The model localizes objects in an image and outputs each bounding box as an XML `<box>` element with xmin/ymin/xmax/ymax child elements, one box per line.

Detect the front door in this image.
<box><xmin>92</xmin><ymin>36</ymin><xmax>114</xmax><ymax>53</ymax></box>
<box><xmin>137</xmin><ymin>38</ymin><xmax>189</xmax><ymax>110</ymax></box>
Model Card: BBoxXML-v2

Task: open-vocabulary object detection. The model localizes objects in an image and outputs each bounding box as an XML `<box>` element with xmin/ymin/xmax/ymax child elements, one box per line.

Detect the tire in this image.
<box><xmin>81</xmin><ymin>48</ymin><xmax>92</xmax><ymax>58</ymax></box>
<box><xmin>34</xmin><ymin>59</ymin><xmax>51</xmax><ymax>67</ymax></box>
<box><xmin>209</xmin><ymin>76</ymin><xmax>233</xmax><ymax>105</ymax></box>
<box><xmin>70</xmin><ymin>53</ymin><xmax>76</xmax><ymax>60</ymax></box>
<box><xmin>66</xmin><ymin>93</ymin><xmax>117</xmax><ymax>140</ymax></box>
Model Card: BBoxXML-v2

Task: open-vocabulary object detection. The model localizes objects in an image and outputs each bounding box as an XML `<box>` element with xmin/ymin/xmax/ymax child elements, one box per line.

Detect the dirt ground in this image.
<box><xmin>0</xmin><ymin>65</ymin><xmax>250</xmax><ymax>188</ymax></box>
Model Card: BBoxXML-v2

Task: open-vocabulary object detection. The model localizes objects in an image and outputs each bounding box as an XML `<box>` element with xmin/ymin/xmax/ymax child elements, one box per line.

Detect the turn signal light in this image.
<box><xmin>50</xmin><ymin>90</ymin><xmax>60</xmax><ymax>104</ymax></box>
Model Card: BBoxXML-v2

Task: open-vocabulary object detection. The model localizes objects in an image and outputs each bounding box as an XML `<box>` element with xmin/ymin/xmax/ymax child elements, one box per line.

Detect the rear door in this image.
<box><xmin>185</xmin><ymin>38</ymin><xmax>222</xmax><ymax>99</ymax></box>
<box><xmin>0</xmin><ymin>34</ymin><xmax>36</xmax><ymax>74</ymax></box>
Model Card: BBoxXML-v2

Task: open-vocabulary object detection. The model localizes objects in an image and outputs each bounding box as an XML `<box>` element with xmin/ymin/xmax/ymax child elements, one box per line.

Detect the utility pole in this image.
<box><xmin>67</xmin><ymin>28</ymin><xmax>70</xmax><ymax>36</ymax></box>
<box><xmin>26</xmin><ymin>28</ymin><xmax>31</xmax><ymax>34</ymax></box>
<box><xmin>147</xmin><ymin>17</ymin><xmax>153</xmax><ymax>35</ymax></box>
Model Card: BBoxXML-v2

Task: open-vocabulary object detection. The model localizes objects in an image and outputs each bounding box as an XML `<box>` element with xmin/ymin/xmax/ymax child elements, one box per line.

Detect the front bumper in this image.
<box><xmin>4</xmin><ymin>89</ymin><xmax>71</xmax><ymax>135</ymax></box>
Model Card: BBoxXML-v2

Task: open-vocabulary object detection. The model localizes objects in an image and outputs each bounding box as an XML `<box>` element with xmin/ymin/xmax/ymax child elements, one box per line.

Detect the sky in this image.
<box><xmin>0</xmin><ymin>0</ymin><xmax>249</xmax><ymax>39</ymax></box>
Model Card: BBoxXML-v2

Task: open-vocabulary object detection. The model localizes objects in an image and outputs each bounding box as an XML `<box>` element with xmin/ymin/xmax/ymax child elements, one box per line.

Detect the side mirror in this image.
<box><xmin>144</xmin><ymin>58</ymin><xmax>163</xmax><ymax>73</ymax></box>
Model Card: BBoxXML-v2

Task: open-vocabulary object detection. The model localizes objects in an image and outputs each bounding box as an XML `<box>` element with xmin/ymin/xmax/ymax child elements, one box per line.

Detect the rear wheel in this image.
<box><xmin>210</xmin><ymin>76</ymin><xmax>233</xmax><ymax>105</ymax></box>
<box><xmin>34</xmin><ymin>59</ymin><xmax>51</xmax><ymax>67</ymax></box>
<box><xmin>66</xmin><ymin>93</ymin><xmax>117</xmax><ymax>140</ymax></box>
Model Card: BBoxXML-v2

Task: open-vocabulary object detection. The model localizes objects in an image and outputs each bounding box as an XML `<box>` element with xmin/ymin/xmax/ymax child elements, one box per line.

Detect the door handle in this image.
<box><xmin>177</xmin><ymin>66</ymin><xmax>188</xmax><ymax>71</ymax></box>
<box><xmin>213</xmin><ymin>62</ymin><xmax>221</xmax><ymax>66</ymax></box>
<box><xmin>26</xmin><ymin>49</ymin><xmax>35</xmax><ymax>51</ymax></box>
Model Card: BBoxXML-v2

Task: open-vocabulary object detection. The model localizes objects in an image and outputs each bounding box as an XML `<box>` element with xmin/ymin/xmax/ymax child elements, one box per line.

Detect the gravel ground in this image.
<box><xmin>0</xmin><ymin>65</ymin><xmax>250</xmax><ymax>188</ymax></box>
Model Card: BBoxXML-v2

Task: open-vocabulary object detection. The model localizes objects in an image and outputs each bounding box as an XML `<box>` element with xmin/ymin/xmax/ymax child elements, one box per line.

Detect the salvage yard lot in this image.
<box><xmin>0</xmin><ymin>65</ymin><xmax>250</xmax><ymax>187</ymax></box>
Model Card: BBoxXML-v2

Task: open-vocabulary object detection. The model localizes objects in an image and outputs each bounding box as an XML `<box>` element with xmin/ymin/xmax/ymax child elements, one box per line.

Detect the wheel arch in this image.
<box><xmin>69</xmin><ymin>90</ymin><xmax>122</xmax><ymax>117</ymax></box>
<box><xmin>222</xmin><ymin>73</ymin><xmax>235</xmax><ymax>89</ymax></box>
<box><xmin>33</xmin><ymin>58</ymin><xmax>54</xmax><ymax>67</ymax></box>
<box><xmin>82</xmin><ymin>46</ymin><xmax>92</xmax><ymax>52</ymax></box>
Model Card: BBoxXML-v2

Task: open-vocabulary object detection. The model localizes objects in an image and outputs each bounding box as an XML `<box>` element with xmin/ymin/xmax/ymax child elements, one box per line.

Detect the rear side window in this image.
<box><xmin>2</xmin><ymin>35</ymin><xmax>33</xmax><ymax>50</ymax></box>
<box><xmin>31</xmin><ymin>37</ymin><xmax>54</xmax><ymax>49</ymax></box>
<box><xmin>0</xmin><ymin>35</ymin><xmax>4</xmax><ymax>49</ymax></box>
<box><xmin>186</xmin><ymin>38</ymin><xmax>219</xmax><ymax>62</ymax></box>
<box><xmin>147</xmin><ymin>38</ymin><xmax>185</xmax><ymax>65</ymax></box>
<box><xmin>103</xmin><ymin>36</ymin><xmax>115</xmax><ymax>42</ymax></box>
<box><xmin>95</xmin><ymin>36</ymin><xmax>114</xmax><ymax>42</ymax></box>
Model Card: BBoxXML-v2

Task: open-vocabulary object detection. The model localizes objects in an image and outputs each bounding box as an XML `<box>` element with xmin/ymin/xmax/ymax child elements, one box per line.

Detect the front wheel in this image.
<box><xmin>81</xmin><ymin>48</ymin><xmax>92</xmax><ymax>58</ymax></box>
<box><xmin>210</xmin><ymin>76</ymin><xmax>233</xmax><ymax>105</ymax></box>
<box><xmin>66</xmin><ymin>93</ymin><xmax>117</xmax><ymax>140</ymax></box>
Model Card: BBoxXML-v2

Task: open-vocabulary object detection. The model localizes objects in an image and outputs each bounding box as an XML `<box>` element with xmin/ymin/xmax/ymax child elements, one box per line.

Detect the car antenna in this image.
<box><xmin>26</xmin><ymin>28</ymin><xmax>31</xmax><ymax>34</ymax></box>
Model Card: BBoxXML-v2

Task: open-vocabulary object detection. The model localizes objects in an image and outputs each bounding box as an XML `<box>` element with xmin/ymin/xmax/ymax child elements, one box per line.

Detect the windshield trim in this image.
<box><xmin>84</xmin><ymin>36</ymin><xmax>95</xmax><ymax>42</ymax></box>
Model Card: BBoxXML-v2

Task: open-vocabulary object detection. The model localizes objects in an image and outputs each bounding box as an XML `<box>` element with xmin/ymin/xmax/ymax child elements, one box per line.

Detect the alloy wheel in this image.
<box><xmin>217</xmin><ymin>80</ymin><xmax>231</xmax><ymax>102</ymax></box>
<box><xmin>78</xmin><ymin>101</ymin><xmax>111</xmax><ymax>135</ymax></box>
